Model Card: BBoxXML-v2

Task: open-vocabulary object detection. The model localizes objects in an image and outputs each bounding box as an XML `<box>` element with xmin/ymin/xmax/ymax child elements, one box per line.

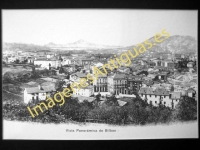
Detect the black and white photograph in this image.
<box><xmin>2</xmin><ymin>9</ymin><xmax>198</xmax><ymax>140</ymax></box>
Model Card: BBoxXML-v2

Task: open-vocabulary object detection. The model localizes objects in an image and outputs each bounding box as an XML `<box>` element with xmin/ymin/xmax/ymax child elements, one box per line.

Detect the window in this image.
<box><xmin>155</xmin><ymin>101</ymin><xmax>157</xmax><ymax>104</ymax></box>
<box><xmin>150</xmin><ymin>95</ymin><xmax>151</xmax><ymax>97</ymax></box>
<box><xmin>164</xmin><ymin>102</ymin><xmax>166</xmax><ymax>104</ymax></box>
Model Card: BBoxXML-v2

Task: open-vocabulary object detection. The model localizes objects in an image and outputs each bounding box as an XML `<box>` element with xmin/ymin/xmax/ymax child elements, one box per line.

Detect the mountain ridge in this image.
<box><xmin>3</xmin><ymin>35</ymin><xmax>197</xmax><ymax>54</ymax></box>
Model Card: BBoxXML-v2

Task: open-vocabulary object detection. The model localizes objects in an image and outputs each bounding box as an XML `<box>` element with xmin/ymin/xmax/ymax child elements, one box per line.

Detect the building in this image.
<box><xmin>34</xmin><ymin>58</ymin><xmax>61</xmax><ymax>69</ymax></box>
<box><xmin>162</xmin><ymin>60</ymin><xmax>174</xmax><ymax>68</ymax></box>
<box><xmin>24</xmin><ymin>85</ymin><xmax>56</xmax><ymax>104</ymax></box>
<box><xmin>93</xmin><ymin>74</ymin><xmax>108</xmax><ymax>92</ymax></box>
<box><xmin>46</xmin><ymin>54</ymin><xmax>55</xmax><ymax>59</ymax></box>
<box><xmin>73</xmin><ymin>85</ymin><xmax>94</xmax><ymax>97</ymax></box>
<box><xmin>138</xmin><ymin>87</ymin><xmax>178</xmax><ymax>108</ymax></box>
<box><xmin>61</xmin><ymin>57</ymin><xmax>72</xmax><ymax>65</ymax></box>
<box><xmin>69</xmin><ymin>72</ymin><xmax>87</xmax><ymax>82</ymax></box>
<box><xmin>17</xmin><ymin>56</ymin><xmax>27</xmax><ymax>63</ymax></box>
<box><xmin>27</xmin><ymin>57</ymin><xmax>35</xmax><ymax>64</ymax></box>
<box><xmin>154</xmin><ymin>72</ymin><xmax>168</xmax><ymax>81</ymax></box>
<box><xmin>80</xmin><ymin>58</ymin><xmax>94</xmax><ymax>66</ymax></box>
<box><xmin>186</xmin><ymin>88</ymin><xmax>196</xmax><ymax>98</ymax></box>
<box><xmin>142</xmin><ymin>80</ymin><xmax>154</xmax><ymax>87</ymax></box>
<box><xmin>187</xmin><ymin>62</ymin><xmax>195</xmax><ymax>68</ymax></box>
<box><xmin>170</xmin><ymin>92</ymin><xmax>181</xmax><ymax>109</ymax></box>
<box><xmin>107</xmin><ymin>73</ymin><xmax>128</xmax><ymax>95</ymax></box>
<box><xmin>126</xmin><ymin>75</ymin><xmax>143</xmax><ymax>92</ymax></box>
<box><xmin>7</xmin><ymin>56</ymin><xmax>16</xmax><ymax>63</ymax></box>
<box><xmin>151</xmin><ymin>59</ymin><xmax>162</xmax><ymax>66</ymax></box>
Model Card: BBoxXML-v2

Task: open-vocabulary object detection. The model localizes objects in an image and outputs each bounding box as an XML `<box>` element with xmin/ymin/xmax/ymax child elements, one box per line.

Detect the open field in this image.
<box><xmin>2</xmin><ymin>66</ymin><xmax>32</xmax><ymax>75</ymax></box>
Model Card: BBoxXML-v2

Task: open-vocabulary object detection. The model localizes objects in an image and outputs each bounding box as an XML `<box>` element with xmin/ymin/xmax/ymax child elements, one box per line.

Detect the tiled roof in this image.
<box><xmin>154</xmin><ymin>88</ymin><xmax>169</xmax><ymax>96</ymax></box>
<box><xmin>186</xmin><ymin>88</ymin><xmax>196</xmax><ymax>93</ymax></box>
<box><xmin>25</xmin><ymin>85</ymin><xmax>56</xmax><ymax>94</ymax></box>
<box><xmin>143</xmin><ymin>80</ymin><xmax>154</xmax><ymax>86</ymax></box>
<box><xmin>111</xmin><ymin>73</ymin><xmax>126</xmax><ymax>79</ymax></box>
<box><xmin>71</xmin><ymin>72</ymin><xmax>87</xmax><ymax>78</ymax></box>
<box><xmin>74</xmin><ymin>85</ymin><xmax>93</xmax><ymax>89</ymax></box>
<box><xmin>138</xmin><ymin>87</ymin><xmax>154</xmax><ymax>95</ymax></box>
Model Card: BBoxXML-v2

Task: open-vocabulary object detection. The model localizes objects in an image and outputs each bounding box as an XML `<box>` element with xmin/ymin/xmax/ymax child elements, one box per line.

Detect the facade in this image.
<box><xmin>34</xmin><ymin>58</ymin><xmax>61</xmax><ymax>69</ymax></box>
<box><xmin>127</xmin><ymin>75</ymin><xmax>143</xmax><ymax>92</ymax></box>
<box><xmin>80</xmin><ymin>58</ymin><xmax>94</xmax><ymax>66</ymax></box>
<box><xmin>7</xmin><ymin>56</ymin><xmax>16</xmax><ymax>63</ymax></box>
<box><xmin>107</xmin><ymin>73</ymin><xmax>128</xmax><ymax>95</ymax></box>
<box><xmin>62</xmin><ymin>58</ymin><xmax>72</xmax><ymax>65</ymax></box>
<box><xmin>24</xmin><ymin>85</ymin><xmax>56</xmax><ymax>104</ymax></box>
<box><xmin>170</xmin><ymin>92</ymin><xmax>181</xmax><ymax>109</ymax></box>
<box><xmin>27</xmin><ymin>57</ymin><xmax>35</xmax><ymax>64</ymax></box>
<box><xmin>138</xmin><ymin>87</ymin><xmax>177</xmax><ymax>108</ymax></box>
<box><xmin>186</xmin><ymin>88</ymin><xmax>196</xmax><ymax>98</ymax></box>
<box><xmin>73</xmin><ymin>85</ymin><xmax>94</xmax><ymax>97</ymax></box>
<box><xmin>93</xmin><ymin>74</ymin><xmax>108</xmax><ymax>92</ymax></box>
<box><xmin>154</xmin><ymin>72</ymin><xmax>168</xmax><ymax>81</ymax></box>
<box><xmin>187</xmin><ymin>62</ymin><xmax>194</xmax><ymax>68</ymax></box>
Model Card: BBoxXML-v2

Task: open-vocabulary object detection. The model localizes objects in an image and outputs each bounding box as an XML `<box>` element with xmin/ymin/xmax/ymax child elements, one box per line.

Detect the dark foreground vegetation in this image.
<box><xmin>3</xmin><ymin>94</ymin><xmax>197</xmax><ymax>125</ymax></box>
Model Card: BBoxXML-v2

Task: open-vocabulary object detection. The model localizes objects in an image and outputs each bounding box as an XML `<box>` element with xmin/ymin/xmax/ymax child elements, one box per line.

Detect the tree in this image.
<box><xmin>173</xmin><ymin>96</ymin><xmax>197</xmax><ymax>121</ymax></box>
<box><xmin>14</xmin><ymin>59</ymin><xmax>20</xmax><ymax>64</ymax></box>
<box><xmin>55</xmin><ymin>80</ymin><xmax>65</xmax><ymax>91</ymax></box>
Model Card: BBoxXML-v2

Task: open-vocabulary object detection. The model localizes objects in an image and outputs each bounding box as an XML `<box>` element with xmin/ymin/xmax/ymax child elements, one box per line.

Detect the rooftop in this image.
<box><xmin>110</xmin><ymin>73</ymin><xmax>127</xmax><ymax>79</ymax></box>
<box><xmin>25</xmin><ymin>85</ymin><xmax>56</xmax><ymax>94</ymax></box>
<box><xmin>71</xmin><ymin>72</ymin><xmax>87</xmax><ymax>78</ymax></box>
<box><xmin>138</xmin><ymin>87</ymin><xmax>154</xmax><ymax>95</ymax></box>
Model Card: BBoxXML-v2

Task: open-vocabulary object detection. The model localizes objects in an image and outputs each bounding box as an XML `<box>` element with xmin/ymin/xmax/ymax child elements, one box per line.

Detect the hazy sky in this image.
<box><xmin>2</xmin><ymin>9</ymin><xmax>198</xmax><ymax>46</ymax></box>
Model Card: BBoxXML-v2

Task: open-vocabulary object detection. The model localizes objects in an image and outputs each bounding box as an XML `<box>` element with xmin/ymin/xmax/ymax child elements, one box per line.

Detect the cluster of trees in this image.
<box><xmin>3</xmin><ymin>93</ymin><xmax>197</xmax><ymax>125</ymax></box>
<box><xmin>68</xmin><ymin>50</ymin><xmax>87</xmax><ymax>54</ymax></box>
<box><xmin>175</xmin><ymin>58</ymin><xmax>196</xmax><ymax>70</ymax></box>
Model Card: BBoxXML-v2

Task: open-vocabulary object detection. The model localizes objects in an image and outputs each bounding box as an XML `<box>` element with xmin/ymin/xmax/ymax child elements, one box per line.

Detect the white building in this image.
<box><xmin>61</xmin><ymin>58</ymin><xmax>72</xmax><ymax>65</ymax></box>
<box><xmin>24</xmin><ymin>85</ymin><xmax>56</xmax><ymax>104</ymax></box>
<box><xmin>7</xmin><ymin>56</ymin><xmax>16</xmax><ymax>63</ymax></box>
<box><xmin>138</xmin><ymin>87</ymin><xmax>180</xmax><ymax>108</ymax></box>
<box><xmin>73</xmin><ymin>85</ymin><xmax>94</xmax><ymax>97</ymax></box>
<box><xmin>34</xmin><ymin>58</ymin><xmax>61</xmax><ymax>69</ymax></box>
<box><xmin>186</xmin><ymin>88</ymin><xmax>196</xmax><ymax>98</ymax></box>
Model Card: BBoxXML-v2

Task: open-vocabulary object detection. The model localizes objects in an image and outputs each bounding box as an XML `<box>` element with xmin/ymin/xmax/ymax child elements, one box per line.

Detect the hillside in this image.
<box><xmin>125</xmin><ymin>35</ymin><xmax>197</xmax><ymax>54</ymax></box>
<box><xmin>45</xmin><ymin>39</ymin><xmax>123</xmax><ymax>50</ymax></box>
<box><xmin>3</xmin><ymin>35</ymin><xmax>197</xmax><ymax>54</ymax></box>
